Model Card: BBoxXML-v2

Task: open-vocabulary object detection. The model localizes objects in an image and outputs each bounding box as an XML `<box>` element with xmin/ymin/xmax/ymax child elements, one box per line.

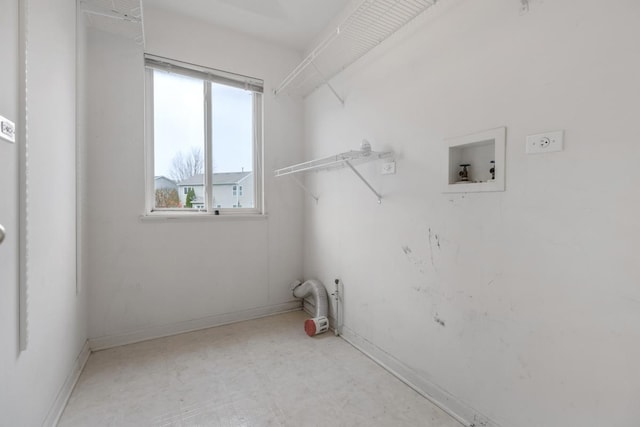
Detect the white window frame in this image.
<box><xmin>144</xmin><ymin>54</ymin><xmax>264</xmax><ymax>217</ymax></box>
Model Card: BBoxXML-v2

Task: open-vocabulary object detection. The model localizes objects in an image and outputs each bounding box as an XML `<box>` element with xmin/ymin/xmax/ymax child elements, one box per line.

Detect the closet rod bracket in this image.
<box><xmin>344</xmin><ymin>160</ymin><xmax>382</xmax><ymax>204</ymax></box>
<box><xmin>312</xmin><ymin>62</ymin><xmax>344</xmax><ymax>105</ymax></box>
<box><xmin>291</xmin><ymin>175</ymin><xmax>319</xmax><ymax>204</ymax></box>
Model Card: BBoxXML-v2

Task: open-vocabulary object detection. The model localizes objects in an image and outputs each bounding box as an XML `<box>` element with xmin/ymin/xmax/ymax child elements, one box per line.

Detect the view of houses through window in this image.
<box><xmin>146</xmin><ymin>56</ymin><xmax>262</xmax><ymax>212</ymax></box>
<box><xmin>154</xmin><ymin>172</ymin><xmax>253</xmax><ymax>209</ymax></box>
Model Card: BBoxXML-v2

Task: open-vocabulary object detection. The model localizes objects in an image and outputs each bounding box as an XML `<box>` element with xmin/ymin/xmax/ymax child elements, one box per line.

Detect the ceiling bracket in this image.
<box><xmin>80</xmin><ymin>0</ymin><xmax>142</xmax><ymax>23</ymax></box>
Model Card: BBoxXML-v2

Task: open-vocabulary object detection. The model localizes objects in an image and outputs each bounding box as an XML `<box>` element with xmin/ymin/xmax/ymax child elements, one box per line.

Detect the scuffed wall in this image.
<box><xmin>303</xmin><ymin>0</ymin><xmax>640</xmax><ymax>425</ymax></box>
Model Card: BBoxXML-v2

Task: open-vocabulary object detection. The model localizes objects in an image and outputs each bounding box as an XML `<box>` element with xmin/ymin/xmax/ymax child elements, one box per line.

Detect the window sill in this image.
<box><xmin>139</xmin><ymin>212</ymin><xmax>268</xmax><ymax>222</ymax></box>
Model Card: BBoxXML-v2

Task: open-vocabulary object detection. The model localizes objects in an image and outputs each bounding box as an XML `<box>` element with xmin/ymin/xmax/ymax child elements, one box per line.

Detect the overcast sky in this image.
<box><xmin>153</xmin><ymin>70</ymin><xmax>253</xmax><ymax>180</ymax></box>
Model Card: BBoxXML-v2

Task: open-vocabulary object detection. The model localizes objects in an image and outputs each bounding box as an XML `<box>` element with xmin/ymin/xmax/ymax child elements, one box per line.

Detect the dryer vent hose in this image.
<box><xmin>292</xmin><ymin>279</ymin><xmax>329</xmax><ymax>336</ymax></box>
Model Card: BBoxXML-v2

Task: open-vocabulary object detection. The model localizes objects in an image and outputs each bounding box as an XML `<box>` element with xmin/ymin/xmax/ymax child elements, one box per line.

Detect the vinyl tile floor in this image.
<box><xmin>58</xmin><ymin>311</ymin><xmax>463</xmax><ymax>427</ymax></box>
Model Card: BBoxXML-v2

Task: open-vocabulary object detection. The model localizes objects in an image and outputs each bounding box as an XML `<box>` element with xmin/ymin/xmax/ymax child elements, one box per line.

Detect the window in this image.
<box><xmin>145</xmin><ymin>54</ymin><xmax>263</xmax><ymax>215</ymax></box>
<box><xmin>232</xmin><ymin>185</ymin><xmax>244</xmax><ymax>196</ymax></box>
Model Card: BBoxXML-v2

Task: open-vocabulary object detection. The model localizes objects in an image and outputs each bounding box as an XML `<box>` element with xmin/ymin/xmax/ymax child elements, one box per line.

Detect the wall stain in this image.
<box><xmin>624</xmin><ymin>296</ymin><xmax>640</xmax><ymax>305</ymax></box>
<box><xmin>433</xmin><ymin>314</ymin><xmax>446</xmax><ymax>327</ymax></box>
<box><xmin>426</xmin><ymin>228</ymin><xmax>443</xmax><ymax>269</ymax></box>
<box><xmin>517</xmin><ymin>354</ymin><xmax>533</xmax><ymax>379</ymax></box>
<box><xmin>427</xmin><ymin>229</ymin><xmax>435</xmax><ymax>267</ymax></box>
<box><xmin>401</xmin><ymin>245</ymin><xmax>426</xmax><ymax>275</ymax></box>
<box><xmin>470</xmin><ymin>414</ymin><xmax>489</xmax><ymax>427</ymax></box>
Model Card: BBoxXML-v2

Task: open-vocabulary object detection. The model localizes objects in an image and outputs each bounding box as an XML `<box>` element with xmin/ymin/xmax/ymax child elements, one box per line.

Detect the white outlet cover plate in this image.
<box><xmin>0</xmin><ymin>115</ymin><xmax>16</xmax><ymax>143</ymax></box>
<box><xmin>526</xmin><ymin>130</ymin><xmax>563</xmax><ymax>154</ymax></box>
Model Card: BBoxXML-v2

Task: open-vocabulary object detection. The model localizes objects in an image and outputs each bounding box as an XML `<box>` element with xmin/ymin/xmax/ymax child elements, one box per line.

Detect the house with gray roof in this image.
<box><xmin>154</xmin><ymin>176</ymin><xmax>177</xmax><ymax>191</ymax></box>
<box><xmin>153</xmin><ymin>176</ymin><xmax>180</xmax><ymax>208</ymax></box>
<box><xmin>177</xmin><ymin>171</ymin><xmax>253</xmax><ymax>209</ymax></box>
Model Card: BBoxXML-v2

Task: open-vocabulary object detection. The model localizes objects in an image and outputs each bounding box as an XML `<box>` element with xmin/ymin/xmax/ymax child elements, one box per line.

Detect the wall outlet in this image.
<box><xmin>0</xmin><ymin>115</ymin><xmax>16</xmax><ymax>143</ymax></box>
<box><xmin>382</xmin><ymin>161</ymin><xmax>396</xmax><ymax>175</ymax></box>
<box><xmin>526</xmin><ymin>130</ymin><xmax>563</xmax><ymax>154</ymax></box>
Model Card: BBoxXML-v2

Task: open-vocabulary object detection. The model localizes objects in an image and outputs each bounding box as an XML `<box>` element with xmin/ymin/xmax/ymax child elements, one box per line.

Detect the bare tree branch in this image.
<box><xmin>169</xmin><ymin>147</ymin><xmax>204</xmax><ymax>182</ymax></box>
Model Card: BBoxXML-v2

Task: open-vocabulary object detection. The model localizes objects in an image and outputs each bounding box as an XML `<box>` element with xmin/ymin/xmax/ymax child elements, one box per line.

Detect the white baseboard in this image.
<box><xmin>89</xmin><ymin>301</ymin><xmax>303</xmax><ymax>351</ymax></box>
<box><xmin>43</xmin><ymin>340</ymin><xmax>91</xmax><ymax>427</ymax></box>
<box><xmin>340</xmin><ymin>326</ymin><xmax>500</xmax><ymax>427</ymax></box>
<box><xmin>43</xmin><ymin>305</ymin><xmax>494</xmax><ymax>427</ymax></box>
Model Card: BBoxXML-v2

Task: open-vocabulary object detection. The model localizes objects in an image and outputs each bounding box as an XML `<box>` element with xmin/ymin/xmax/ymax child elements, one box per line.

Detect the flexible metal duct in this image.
<box><xmin>292</xmin><ymin>279</ymin><xmax>329</xmax><ymax>336</ymax></box>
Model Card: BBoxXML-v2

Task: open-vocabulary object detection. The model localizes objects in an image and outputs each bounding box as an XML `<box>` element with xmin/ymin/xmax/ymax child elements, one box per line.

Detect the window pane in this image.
<box><xmin>211</xmin><ymin>83</ymin><xmax>254</xmax><ymax>209</ymax></box>
<box><xmin>153</xmin><ymin>70</ymin><xmax>205</xmax><ymax>209</ymax></box>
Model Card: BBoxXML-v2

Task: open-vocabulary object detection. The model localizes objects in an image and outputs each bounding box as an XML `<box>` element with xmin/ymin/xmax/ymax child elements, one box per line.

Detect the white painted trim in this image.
<box><xmin>443</xmin><ymin>126</ymin><xmax>506</xmax><ymax>194</ymax></box>
<box><xmin>43</xmin><ymin>340</ymin><xmax>91</xmax><ymax>427</ymax></box>
<box><xmin>89</xmin><ymin>301</ymin><xmax>302</xmax><ymax>351</ymax></box>
<box><xmin>340</xmin><ymin>326</ymin><xmax>500</xmax><ymax>427</ymax></box>
<box><xmin>143</xmin><ymin>67</ymin><xmax>155</xmax><ymax>215</ymax></box>
<box><xmin>139</xmin><ymin>212</ymin><xmax>268</xmax><ymax>222</ymax></box>
<box><xmin>18</xmin><ymin>0</ymin><xmax>30</xmax><ymax>352</ymax></box>
<box><xmin>253</xmin><ymin>91</ymin><xmax>264</xmax><ymax>214</ymax></box>
<box><xmin>204</xmin><ymin>82</ymin><xmax>213</xmax><ymax>212</ymax></box>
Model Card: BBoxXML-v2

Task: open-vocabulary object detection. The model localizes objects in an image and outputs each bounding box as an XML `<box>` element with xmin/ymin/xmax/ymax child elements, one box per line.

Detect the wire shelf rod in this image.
<box><xmin>274</xmin><ymin>143</ymin><xmax>393</xmax><ymax>203</ymax></box>
<box><xmin>274</xmin><ymin>28</ymin><xmax>340</xmax><ymax>96</ymax></box>
<box><xmin>274</xmin><ymin>150</ymin><xmax>392</xmax><ymax>177</ymax></box>
<box><xmin>273</xmin><ymin>0</ymin><xmax>437</xmax><ymax>97</ymax></box>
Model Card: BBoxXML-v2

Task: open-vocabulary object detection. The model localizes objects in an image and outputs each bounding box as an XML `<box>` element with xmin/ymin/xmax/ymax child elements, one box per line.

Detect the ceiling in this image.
<box><xmin>142</xmin><ymin>0</ymin><xmax>351</xmax><ymax>51</ymax></box>
<box><xmin>80</xmin><ymin>0</ymin><xmax>145</xmax><ymax>43</ymax></box>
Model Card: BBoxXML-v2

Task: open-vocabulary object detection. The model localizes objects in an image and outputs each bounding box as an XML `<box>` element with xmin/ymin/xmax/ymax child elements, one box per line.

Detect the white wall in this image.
<box><xmin>0</xmin><ymin>0</ymin><xmax>21</xmax><ymax>420</ymax></box>
<box><xmin>0</xmin><ymin>0</ymin><xmax>88</xmax><ymax>425</ymax></box>
<box><xmin>84</xmin><ymin>6</ymin><xmax>305</xmax><ymax>344</ymax></box>
<box><xmin>303</xmin><ymin>0</ymin><xmax>640</xmax><ymax>426</ymax></box>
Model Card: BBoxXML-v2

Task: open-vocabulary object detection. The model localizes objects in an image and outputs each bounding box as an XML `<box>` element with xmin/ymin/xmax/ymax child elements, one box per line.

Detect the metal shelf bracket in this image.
<box><xmin>290</xmin><ymin>175</ymin><xmax>319</xmax><ymax>204</ymax></box>
<box><xmin>344</xmin><ymin>160</ymin><xmax>382</xmax><ymax>204</ymax></box>
<box><xmin>312</xmin><ymin>63</ymin><xmax>344</xmax><ymax>105</ymax></box>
